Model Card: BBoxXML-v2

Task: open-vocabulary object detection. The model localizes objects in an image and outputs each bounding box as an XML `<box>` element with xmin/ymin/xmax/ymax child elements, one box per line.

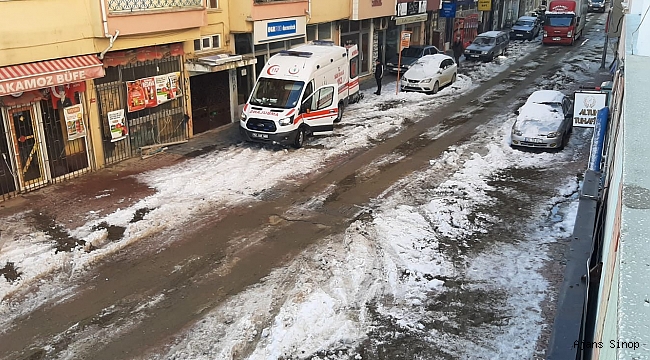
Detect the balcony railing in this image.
<box><xmin>108</xmin><ymin>0</ymin><xmax>203</xmax><ymax>13</ymax></box>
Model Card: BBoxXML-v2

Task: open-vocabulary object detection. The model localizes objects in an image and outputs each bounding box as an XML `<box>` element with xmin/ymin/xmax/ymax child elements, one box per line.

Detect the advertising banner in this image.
<box><xmin>107</xmin><ymin>109</ymin><xmax>128</xmax><ymax>142</ymax></box>
<box><xmin>126</xmin><ymin>72</ymin><xmax>181</xmax><ymax>113</ymax></box>
<box><xmin>63</xmin><ymin>104</ymin><xmax>86</xmax><ymax>140</ymax></box>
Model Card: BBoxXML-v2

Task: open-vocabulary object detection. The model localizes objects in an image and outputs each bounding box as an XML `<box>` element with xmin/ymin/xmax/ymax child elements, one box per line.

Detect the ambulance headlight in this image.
<box><xmin>279</xmin><ymin>116</ymin><xmax>294</xmax><ymax>126</ymax></box>
<box><xmin>240</xmin><ymin>113</ymin><xmax>247</xmax><ymax>122</ymax></box>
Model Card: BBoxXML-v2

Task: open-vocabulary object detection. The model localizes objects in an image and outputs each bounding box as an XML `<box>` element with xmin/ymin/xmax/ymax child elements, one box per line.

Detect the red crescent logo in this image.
<box><xmin>267</xmin><ymin>65</ymin><xmax>280</xmax><ymax>75</ymax></box>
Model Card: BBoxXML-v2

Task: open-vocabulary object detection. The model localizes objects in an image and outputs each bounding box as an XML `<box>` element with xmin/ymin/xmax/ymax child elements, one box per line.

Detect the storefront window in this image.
<box><xmin>307</xmin><ymin>25</ymin><xmax>317</xmax><ymax>41</ymax></box>
<box><xmin>235</xmin><ymin>33</ymin><xmax>253</xmax><ymax>54</ymax></box>
<box><xmin>350</xmin><ymin>21</ymin><xmax>360</xmax><ymax>32</ymax></box>
<box><xmin>318</xmin><ymin>23</ymin><xmax>332</xmax><ymax>39</ymax></box>
<box><xmin>290</xmin><ymin>38</ymin><xmax>306</xmax><ymax>47</ymax></box>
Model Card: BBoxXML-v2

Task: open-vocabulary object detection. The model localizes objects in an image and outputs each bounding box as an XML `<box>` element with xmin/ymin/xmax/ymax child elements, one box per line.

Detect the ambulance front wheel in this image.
<box><xmin>293</xmin><ymin>127</ymin><xmax>305</xmax><ymax>149</ymax></box>
<box><xmin>334</xmin><ymin>101</ymin><xmax>344</xmax><ymax>123</ymax></box>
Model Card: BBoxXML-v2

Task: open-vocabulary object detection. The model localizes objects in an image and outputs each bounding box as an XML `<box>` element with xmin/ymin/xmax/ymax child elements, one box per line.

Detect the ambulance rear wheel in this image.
<box><xmin>293</xmin><ymin>127</ymin><xmax>305</xmax><ymax>149</ymax></box>
<box><xmin>334</xmin><ymin>102</ymin><xmax>344</xmax><ymax>123</ymax></box>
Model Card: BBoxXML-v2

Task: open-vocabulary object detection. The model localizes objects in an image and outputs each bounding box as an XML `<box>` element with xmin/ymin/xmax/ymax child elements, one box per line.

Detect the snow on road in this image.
<box><xmin>0</xmin><ymin>18</ymin><xmax>609</xmax><ymax>358</ymax></box>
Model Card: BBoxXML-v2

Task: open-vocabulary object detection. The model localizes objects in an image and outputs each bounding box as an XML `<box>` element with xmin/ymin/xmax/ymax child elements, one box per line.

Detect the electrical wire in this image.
<box><xmin>631</xmin><ymin>3</ymin><xmax>650</xmax><ymax>54</ymax></box>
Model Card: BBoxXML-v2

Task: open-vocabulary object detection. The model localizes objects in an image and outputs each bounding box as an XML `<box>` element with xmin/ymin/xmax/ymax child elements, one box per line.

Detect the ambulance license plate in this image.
<box><xmin>251</xmin><ymin>132</ymin><xmax>269</xmax><ymax>139</ymax></box>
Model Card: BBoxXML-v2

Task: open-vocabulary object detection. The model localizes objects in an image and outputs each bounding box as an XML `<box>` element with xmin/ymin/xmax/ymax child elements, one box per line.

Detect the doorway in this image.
<box><xmin>8</xmin><ymin>106</ymin><xmax>45</xmax><ymax>187</ymax></box>
<box><xmin>190</xmin><ymin>70</ymin><xmax>232</xmax><ymax>134</ymax></box>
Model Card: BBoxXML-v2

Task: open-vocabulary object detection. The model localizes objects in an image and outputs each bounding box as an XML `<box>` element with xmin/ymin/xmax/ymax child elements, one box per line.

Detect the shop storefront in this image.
<box><xmin>186</xmin><ymin>54</ymin><xmax>257</xmax><ymax>132</ymax></box>
<box><xmin>340</xmin><ymin>20</ymin><xmax>373</xmax><ymax>75</ymax></box>
<box><xmin>253</xmin><ymin>16</ymin><xmax>307</xmax><ymax>78</ymax></box>
<box><xmin>233</xmin><ymin>17</ymin><xmax>307</xmax><ymax>112</ymax></box>
<box><xmin>393</xmin><ymin>1</ymin><xmax>430</xmax><ymax>55</ymax></box>
<box><xmin>94</xmin><ymin>44</ymin><xmax>188</xmax><ymax>165</ymax></box>
<box><xmin>0</xmin><ymin>55</ymin><xmax>104</xmax><ymax>200</ymax></box>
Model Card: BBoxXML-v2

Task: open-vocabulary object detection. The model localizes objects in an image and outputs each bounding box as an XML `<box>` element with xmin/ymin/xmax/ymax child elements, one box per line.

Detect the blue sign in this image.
<box><xmin>440</xmin><ymin>2</ymin><xmax>457</xmax><ymax>18</ymax></box>
<box><xmin>267</xmin><ymin>20</ymin><xmax>298</xmax><ymax>38</ymax></box>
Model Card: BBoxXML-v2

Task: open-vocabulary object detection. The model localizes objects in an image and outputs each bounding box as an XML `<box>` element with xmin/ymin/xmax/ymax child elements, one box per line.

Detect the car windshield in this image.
<box><xmin>515</xmin><ymin>20</ymin><xmax>534</xmax><ymax>27</ymax></box>
<box><xmin>401</xmin><ymin>47</ymin><xmax>424</xmax><ymax>58</ymax></box>
<box><xmin>473</xmin><ymin>37</ymin><xmax>495</xmax><ymax>46</ymax></box>
<box><xmin>249</xmin><ymin>78</ymin><xmax>305</xmax><ymax>109</ymax></box>
<box><xmin>546</xmin><ymin>15</ymin><xmax>573</xmax><ymax>27</ymax></box>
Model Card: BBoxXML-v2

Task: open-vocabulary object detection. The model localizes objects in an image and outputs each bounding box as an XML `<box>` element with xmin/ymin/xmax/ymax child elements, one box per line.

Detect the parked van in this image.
<box><xmin>240</xmin><ymin>41</ymin><xmax>361</xmax><ymax>148</ymax></box>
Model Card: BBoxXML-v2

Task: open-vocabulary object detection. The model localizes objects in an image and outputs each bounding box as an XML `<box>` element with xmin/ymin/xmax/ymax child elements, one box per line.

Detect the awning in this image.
<box><xmin>0</xmin><ymin>55</ymin><xmax>105</xmax><ymax>97</ymax></box>
<box><xmin>186</xmin><ymin>54</ymin><xmax>257</xmax><ymax>76</ymax></box>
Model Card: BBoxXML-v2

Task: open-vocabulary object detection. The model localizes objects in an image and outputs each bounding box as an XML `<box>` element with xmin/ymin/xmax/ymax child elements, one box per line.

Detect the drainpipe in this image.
<box><xmin>306</xmin><ymin>0</ymin><xmax>312</xmax><ymax>22</ymax></box>
<box><xmin>99</xmin><ymin>0</ymin><xmax>120</xmax><ymax>59</ymax></box>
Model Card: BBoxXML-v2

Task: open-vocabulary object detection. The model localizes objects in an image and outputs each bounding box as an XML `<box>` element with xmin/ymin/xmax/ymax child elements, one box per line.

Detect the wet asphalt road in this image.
<box><xmin>0</xmin><ymin>17</ymin><xmax>609</xmax><ymax>360</ymax></box>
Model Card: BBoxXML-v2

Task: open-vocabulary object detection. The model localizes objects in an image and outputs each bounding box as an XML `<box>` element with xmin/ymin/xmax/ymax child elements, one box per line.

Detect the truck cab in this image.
<box><xmin>543</xmin><ymin>0</ymin><xmax>587</xmax><ymax>45</ymax></box>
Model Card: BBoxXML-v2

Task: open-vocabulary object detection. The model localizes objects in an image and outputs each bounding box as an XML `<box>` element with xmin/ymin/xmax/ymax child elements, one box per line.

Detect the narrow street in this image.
<box><xmin>0</xmin><ymin>14</ymin><xmax>610</xmax><ymax>360</ymax></box>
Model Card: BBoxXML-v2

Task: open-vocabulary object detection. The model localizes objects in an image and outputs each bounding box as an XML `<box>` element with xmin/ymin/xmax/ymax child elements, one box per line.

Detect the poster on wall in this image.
<box><xmin>126</xmin><ymin>72</ymin><xmax>181</xmax><ymax>113</ymax></box>
<box><xmin>155</xmin><ymin>72</ymin><xmax>181</xmax><ymax>104</ymax></box>
<box><xmin>63</xmin><ymin>104</ymin><xmax>86</xmax><ymax>140</ymax></box>
<box><xmin>107</xmin><ymin>109</ymin><xmax>128</xmax><ymax>142</ymax></box>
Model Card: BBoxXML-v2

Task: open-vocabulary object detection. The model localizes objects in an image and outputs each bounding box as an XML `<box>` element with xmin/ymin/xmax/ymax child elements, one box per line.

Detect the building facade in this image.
<box><xmin>0</xmin><ymin>0</ymin><xmax>107</xmax><ymax>200</ymax></box>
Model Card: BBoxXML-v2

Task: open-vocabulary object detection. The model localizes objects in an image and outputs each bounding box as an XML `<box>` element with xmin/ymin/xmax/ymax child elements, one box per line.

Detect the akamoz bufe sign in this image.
<box><xmin>0</xmin><ymin>68</ymin><xmax>104</xmax><ymax>97</ymax></box>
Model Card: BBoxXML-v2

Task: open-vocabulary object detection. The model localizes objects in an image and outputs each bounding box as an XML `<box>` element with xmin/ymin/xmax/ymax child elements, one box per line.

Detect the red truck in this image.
<box><xmin>543</xmin><ymin>0</ymin><xmax>588</xmax><ymax>45</ymax></box>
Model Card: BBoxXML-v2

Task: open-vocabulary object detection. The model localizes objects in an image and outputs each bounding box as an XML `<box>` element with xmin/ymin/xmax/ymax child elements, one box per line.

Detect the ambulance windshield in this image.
<box><xmin>250</xmin><ymin>78</ymin><xmax>305</xmax><ymax>109</ymax></box>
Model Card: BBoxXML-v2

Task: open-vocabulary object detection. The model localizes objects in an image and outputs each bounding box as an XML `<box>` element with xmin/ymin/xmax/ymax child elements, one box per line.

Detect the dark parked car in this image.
<box><xmin>464</xmin><ymin>31</ymin><xmax>510</xmax><ymax>62</ymax></box>
<box><xmin>386</xmin><ymin>45</ymin><xmax>441</xmax><ymax>74</ymax></box>
<box><xmin>588</xmin><ymin>0</ymin><xmax>606</xmax><ymax>12</ymax></box>
<box><xmin>510</xmin><ymin>16</ymin><xmax>542</xmax><ymax>40</ymax></box>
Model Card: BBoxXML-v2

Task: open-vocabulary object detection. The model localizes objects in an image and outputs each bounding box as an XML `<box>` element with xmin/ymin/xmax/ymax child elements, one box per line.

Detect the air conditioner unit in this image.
<box><xmin>375</xmin><ymin>18</ymin><xmax>389</xmax><ymax>30</ymax></box>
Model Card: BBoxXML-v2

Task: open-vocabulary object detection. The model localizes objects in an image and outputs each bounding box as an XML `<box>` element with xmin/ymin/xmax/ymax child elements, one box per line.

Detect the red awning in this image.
<box><xmin>0</xmin><ymin>55</ymin><xmax>105</xmax><ymax>97</ymax></box>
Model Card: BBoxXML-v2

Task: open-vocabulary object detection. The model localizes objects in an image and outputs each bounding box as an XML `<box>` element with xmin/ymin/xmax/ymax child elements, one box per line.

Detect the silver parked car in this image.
<box><xmin>510</xmin><ymin>90</ymin><xmax>573</xmax><ymax>149</ymax></box>
<box><xmin>400</xmin><ymin>54</ymin><xmax>458</xmax><ymax>94</ymax></box>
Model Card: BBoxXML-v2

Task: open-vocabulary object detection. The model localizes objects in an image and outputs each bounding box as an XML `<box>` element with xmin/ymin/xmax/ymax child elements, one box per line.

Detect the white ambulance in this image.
<box><xmin>240</xmin><ymin>40</ymin><xmax>361</xmax><ymax>148</ymax></box>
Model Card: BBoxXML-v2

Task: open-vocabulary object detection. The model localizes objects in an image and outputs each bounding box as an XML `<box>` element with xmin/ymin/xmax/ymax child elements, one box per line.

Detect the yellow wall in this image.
<box><xmin>228</xmin><ymin>0</ymin><xmax>253</xmax><ymax>33</ymax></box>
<box><xmin>309</xmin><ymin>0</ymin><xmax>350</xmax><ymax>24</ymax></box>
<box><xmin>0</xmin><ymin>0</ymin><xmax>100</xmax><ymax>66</ymax></box>
<box><xmin>355</xmin><ymin>0</ymin><xmax>395</xmax><ymax>19</ymax></box>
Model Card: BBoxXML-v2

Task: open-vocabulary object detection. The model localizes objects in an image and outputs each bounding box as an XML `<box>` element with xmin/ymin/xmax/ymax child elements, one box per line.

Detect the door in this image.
<box><xmin>190</xmin><ymin>71</ymin><xmax>232</xmax><ymax>134</ymax></box>
<box><xmin>300</xmin><ymin>85</ymin><xmax>339</xmax><ymax>134</ymax></box>
<box><xmin>441</xmin><ymin>59</ymin><xmax>454</xmax><ymax>84</ymax></box>
<box><xmin>8</xmin><ymin>106</ymin><xmax>45</xmax><ymax>187</ymax></box>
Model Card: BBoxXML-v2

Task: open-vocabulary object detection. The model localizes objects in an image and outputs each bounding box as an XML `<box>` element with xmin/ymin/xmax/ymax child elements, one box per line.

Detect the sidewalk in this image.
<box><xmin>0</xmin><ymin>73</ymin><xmax>381</xmax><ymax>225</ymax></box>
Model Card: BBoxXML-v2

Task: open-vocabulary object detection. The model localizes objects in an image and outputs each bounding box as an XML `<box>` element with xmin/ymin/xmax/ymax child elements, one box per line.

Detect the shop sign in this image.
<box><xmin>478</xmin><ymin>0</ymin><xmax>492</xmax><ymax>11</ymax></box>
<box><xmin>63</xmin><ymin>104</ymin><xmax>86</xmax><ymax>140</ymax></box>
<box><xmin>395</xmin><ymin>13</ymin><xmax>429</xmax><ymax>25</ymax></box>
<box><xmin>253</xmin><ymin>17</ymin><xmax>307</xmax><ymax>45</ymax></box>
<box><xmin>397</xmin><ymin>0</ymin><xmax>427</xmax><ymax>16</ymax></box>
<box><xmin>126</xmin><ymin>72</ymin><xmax>181</xmax><ymax>113</ymax></box>
<box><xmin>573</xmin><ymin>92</ymin><xmax>607</xmax><ymax>128</ymax></box>
<box><xmin>267</xmin><ymin>20</ymin><xmax>297</xmax><ymax>38</ymax></box>
<box><xmin>440</xmin><ymin>2</ymin><xmax>457</xmax><ymax>18</ymax></box>
<box><xmin>400</xmin><ymin>31</ymin><xmax>412</xmax><ymax>49</ymax></box>
<box><xmin>0</xmin><ymin>68</ymin><xmax>103</xmax><ymax>97</ymax></box>
<box><xmin>107</xmin><ymin>109</ymin><xmax>128</xmax><ymax>142</ymax></box>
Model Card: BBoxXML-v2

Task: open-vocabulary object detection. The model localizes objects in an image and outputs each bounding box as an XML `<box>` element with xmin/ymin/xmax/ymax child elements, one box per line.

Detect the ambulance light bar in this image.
<box><xmin>279</xmin><ymin>50</ymin><xmax>313</xmax><ymax>57</ymax></box>
<box><xmin>312</xmin><ymin>40</ymin><xmax>335</xmax><ymax>46</ymax></box>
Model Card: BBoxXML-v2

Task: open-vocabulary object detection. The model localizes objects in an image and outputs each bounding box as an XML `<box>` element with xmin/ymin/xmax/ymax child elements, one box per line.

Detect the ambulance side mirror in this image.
<box><xmin>300</xmin><ymin>100</ymin><xmax>310</xmax><ymax>114</ymax></box>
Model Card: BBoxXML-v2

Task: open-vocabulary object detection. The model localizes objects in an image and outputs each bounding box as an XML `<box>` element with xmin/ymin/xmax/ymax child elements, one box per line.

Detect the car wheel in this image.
<box><xmin>334</xmin><ymin>101</ymin><xmax>344</xmax><ymax>123</ymax></box>
<box><xmin>292</xmin><ymin>127</ymin><xmax>305</xmax><ymax>149</ymax></box>
<box><xmin>451</xmin><ymin>73</ymin><xmax>457</xmax><ymax>84</ymax></box>
<box><xmin>432</xmin><ymin>81</ymin><xmax>439</xmax><ymax>94</ymax></box>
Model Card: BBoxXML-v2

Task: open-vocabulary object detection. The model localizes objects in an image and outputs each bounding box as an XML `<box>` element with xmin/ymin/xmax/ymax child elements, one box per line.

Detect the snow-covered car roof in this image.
<box><xmin>517</xmin><ymin>16</ymin><xmax>538</xmax><ymax>22</ymax></box>
<box><xmin>526</xmin><ymin>90</ymin><xmax>566</xmax><ymax>105</ymax></box>
<box><xmin>479</xmin><ymin>30</ymin><xmax>507</xmax><ymax>38</ymax></box>
<box><xmin>517</xmin><ymin>102</ymin><xmax>564</xmax><ymax>123</ymax></box>
<box><xmin>414</xmin><ymin>54</ymin><xmax>452</xmax><ymax>66</ymax></box>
